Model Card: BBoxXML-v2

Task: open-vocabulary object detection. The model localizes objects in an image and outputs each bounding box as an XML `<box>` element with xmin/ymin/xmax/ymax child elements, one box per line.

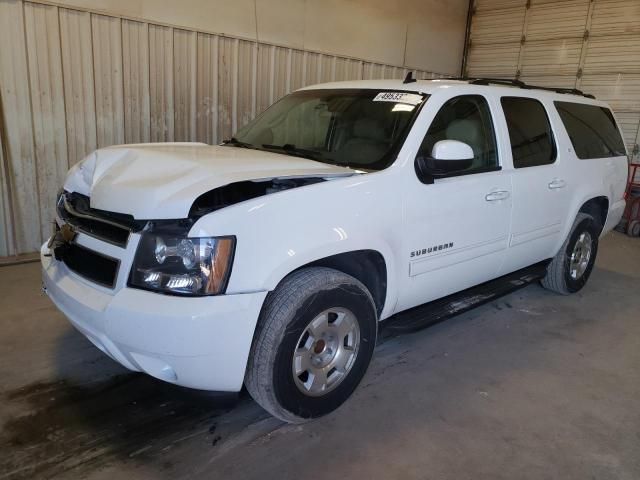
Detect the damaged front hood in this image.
<box><xmin>64</xmin><ymin>143</ymin><xmax>358</xmax><ymax>219</ymax></box>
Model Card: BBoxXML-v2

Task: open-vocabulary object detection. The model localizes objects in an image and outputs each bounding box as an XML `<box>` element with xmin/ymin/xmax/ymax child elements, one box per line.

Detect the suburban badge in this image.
<box><xmin>410</xmin><ymin>242</ymin><xmax>454</xmax><ymax>258</ymax></box>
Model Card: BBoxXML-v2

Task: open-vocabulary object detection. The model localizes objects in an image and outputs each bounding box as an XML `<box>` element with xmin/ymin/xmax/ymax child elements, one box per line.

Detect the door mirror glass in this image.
<box><xmin>415</xmin><ymin>140</ymin><xmax>475</xmax><ymax>183</ymax></box>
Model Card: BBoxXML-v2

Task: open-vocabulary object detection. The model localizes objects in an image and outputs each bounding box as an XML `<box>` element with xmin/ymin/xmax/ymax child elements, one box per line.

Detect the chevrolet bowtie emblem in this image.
<box><xmin>48</xmin><ymin>222</ymin><xmax>77</xmax><ymax>252</ymax></box>
<box><xmin>60</xmin><ymin>223</ymin><xmax>76</xmax><ymax>243</ymax></box>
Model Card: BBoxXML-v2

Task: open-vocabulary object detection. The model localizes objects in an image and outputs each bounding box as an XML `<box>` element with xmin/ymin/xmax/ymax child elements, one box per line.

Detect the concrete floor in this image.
<box><xmin>1</xmin><ymin>232</ymin><xmax>639</xmax><ymax>480</ymax></box>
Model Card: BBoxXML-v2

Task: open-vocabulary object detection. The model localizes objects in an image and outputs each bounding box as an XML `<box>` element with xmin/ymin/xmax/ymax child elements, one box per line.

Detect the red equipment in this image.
<box><xmin>622</xmin><ymin>162</ymin><xmax>640</xmax><ymax>237</ymax></box>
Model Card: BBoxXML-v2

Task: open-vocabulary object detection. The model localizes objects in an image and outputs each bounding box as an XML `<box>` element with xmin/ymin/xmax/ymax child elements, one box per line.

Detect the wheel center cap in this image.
<box><xmin>313</xmin><ymin>339</ymin><xmax>326</xmax><ymax>354</ymax></box>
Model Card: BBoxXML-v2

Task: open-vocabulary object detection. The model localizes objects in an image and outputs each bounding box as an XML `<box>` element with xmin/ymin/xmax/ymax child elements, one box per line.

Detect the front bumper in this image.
<box><xmin>41</xmin><ymin>243</ymin><xmax>267</xmax><ymax>391</ymax></box>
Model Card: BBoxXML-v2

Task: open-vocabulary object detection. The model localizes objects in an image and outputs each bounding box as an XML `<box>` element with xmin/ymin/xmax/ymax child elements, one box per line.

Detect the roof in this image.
<box><xmin>298</xmin><ymin>78</ymin><xmax>603</xmax><ymax>105</ymax></box>
<box><xmin>298</xmin><ymin>78</ymin><xmax>464</xmax><ymax>95</ymax></box>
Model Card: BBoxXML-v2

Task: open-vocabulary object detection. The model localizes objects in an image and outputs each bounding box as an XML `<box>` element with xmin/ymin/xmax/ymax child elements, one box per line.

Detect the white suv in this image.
<box><xmin>42</xmin><ymin>78</ymin><xmax>628</xmax><ymax>423</ymax></box>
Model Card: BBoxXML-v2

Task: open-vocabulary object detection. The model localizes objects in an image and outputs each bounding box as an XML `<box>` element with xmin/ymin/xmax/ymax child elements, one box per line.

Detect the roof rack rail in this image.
<box><xmin>450</xmin><ymin>77</ymin><xmax>596</xmax><ymax>99</ymax></box>
<box><xmin>468</xmin><ymin>77</ymin><xmax>526</xmax><ymax>88</ymax></box>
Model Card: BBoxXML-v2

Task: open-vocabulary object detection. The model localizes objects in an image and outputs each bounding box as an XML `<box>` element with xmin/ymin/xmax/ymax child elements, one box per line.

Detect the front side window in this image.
<box><xmin>554</xmin><ymin>101</ymin><xmax>627</xmax><ymax>159</ymax></box>
<box><xmin>418</xmin><ymin>95</ymin><xmax>498</xmax><ymax>172</ymax></box>
<box><xmin>501</xmin><ymin>97</ymin><xmax>556</xmax><ymax>168</ymax></box>
<box><xmin>230</xmin><ymin>89</ymin><xmax>427</xmax><ymax>171</ymax></box>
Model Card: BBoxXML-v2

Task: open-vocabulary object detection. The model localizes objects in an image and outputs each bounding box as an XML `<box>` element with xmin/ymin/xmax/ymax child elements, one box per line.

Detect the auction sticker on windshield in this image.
<box><xmin>373</xmin><ymin>92</ymin><xmax>423</xmax><ymax>105</ymax></box>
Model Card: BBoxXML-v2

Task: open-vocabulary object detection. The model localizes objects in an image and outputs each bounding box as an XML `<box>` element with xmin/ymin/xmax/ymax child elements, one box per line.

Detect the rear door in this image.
<box><xmin>498</xmin><ymin>96</ymin><xmax>572</xmax><ymax>275</ymax></box>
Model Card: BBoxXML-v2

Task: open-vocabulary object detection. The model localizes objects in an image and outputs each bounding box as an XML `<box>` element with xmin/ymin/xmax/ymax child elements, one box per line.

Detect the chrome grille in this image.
<box><xmin>57</xmin><ymin>192</ymin><xmax>133</xmax><ymax>247</ymax></box>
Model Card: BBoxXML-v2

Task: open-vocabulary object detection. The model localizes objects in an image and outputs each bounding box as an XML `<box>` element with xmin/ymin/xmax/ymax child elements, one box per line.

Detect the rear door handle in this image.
<box><xmin>548</xmin><ymin>179</ymin><xmax>566</xmax><ymax>189</ymax></box>
<box><xmin>485</xmin><ymin>190</ymin><xmax>510</xmax><ymax>201</ymax></box>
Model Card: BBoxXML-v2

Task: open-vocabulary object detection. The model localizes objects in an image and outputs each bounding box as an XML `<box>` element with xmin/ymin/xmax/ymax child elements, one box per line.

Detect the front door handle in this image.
<box><xmin>485</xmin><ymin>190</ymin><xmax>510</xmax><ymax>202</ymax></box>
<box><xmin>548</xmin><ymin>179</ymin><xmax>566</xmax><ymax>189</ymax></box>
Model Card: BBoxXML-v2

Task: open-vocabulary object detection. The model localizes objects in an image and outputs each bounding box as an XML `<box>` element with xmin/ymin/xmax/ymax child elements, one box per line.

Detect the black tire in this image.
<box><xmin>540</xmin><ymin>213</ymin><xmax>599</xmax><ymax>295</ymax></box>
<box><xmin>245</xmin><ymin>267</ymin><xmax>377</xmax><ymax>423</ymax></box>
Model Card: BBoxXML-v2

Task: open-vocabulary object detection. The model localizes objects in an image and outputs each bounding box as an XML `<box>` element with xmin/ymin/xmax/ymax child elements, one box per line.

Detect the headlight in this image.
<box><xmin>129</xmin><ymin>227</ymin><xmax>235</xmax><ymax>296</ymax></box>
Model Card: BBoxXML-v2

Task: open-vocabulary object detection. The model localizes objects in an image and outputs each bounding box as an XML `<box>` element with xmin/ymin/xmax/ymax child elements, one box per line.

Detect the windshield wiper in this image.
<box><xmin>261</xmin><ymin>143</ymin><xmax>322</xmax><ymax>160</ymax></box>
<box><xmin>222</xmin><ymin>137</ymin><xmax>254</xmax><ymax>148</ymax></box>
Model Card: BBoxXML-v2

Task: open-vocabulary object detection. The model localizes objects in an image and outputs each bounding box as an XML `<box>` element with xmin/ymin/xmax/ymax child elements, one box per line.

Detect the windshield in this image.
<box><xmin>228</xmin><ymin>89</ymin><xmax>428</xmax><ymax>170</ymax></box>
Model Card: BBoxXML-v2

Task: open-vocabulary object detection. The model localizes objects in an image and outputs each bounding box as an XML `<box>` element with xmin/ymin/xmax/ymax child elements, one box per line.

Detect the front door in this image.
<box><xmin>398</xmin><ymin>94</ymin><xmax>513</xmax><ymax>312</ymax></box>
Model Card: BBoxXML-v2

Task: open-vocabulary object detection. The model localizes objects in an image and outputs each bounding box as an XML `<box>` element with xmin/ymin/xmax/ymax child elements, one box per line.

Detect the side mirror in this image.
<box><xmin>415</xmin><ymin>140</ymin><xmax>474</xmax><ymax>184</ymax></box>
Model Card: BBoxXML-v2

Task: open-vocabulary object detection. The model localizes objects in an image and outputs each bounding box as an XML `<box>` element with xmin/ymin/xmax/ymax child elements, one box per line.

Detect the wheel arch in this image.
<box><xmin>553</xmin><ymin>193</ymin><xmax>611</xmax><ymax>258</ymax></box>
<box><xmin>577</xmin><ymin>195</ymin><xmax>609</xmax><ymax>235</ymax></box>
<box><xmin>266</xmin><ymin>249</ymin><xmax>390</xmax><ymax>318</ymax></box>
<box><xmin>300</xmin><ymin>250</ymin><xmax>388</xmax><ymax>317</ymax></box>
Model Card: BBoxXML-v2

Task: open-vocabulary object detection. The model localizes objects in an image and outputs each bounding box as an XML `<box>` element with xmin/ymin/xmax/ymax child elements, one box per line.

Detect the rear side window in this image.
<box><xmin>554</xmin><ymin>101</ymin><xmax>627</xmax><ymax>159</ymax></box>
<box><xmin>501</xmin><ymin>97</ymin><xmax>556</xmax><ymax>168</ymax></box>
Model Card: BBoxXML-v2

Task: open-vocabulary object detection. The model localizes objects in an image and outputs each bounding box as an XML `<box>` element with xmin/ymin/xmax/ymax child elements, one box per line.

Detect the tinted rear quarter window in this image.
<box><xmin>554</xmin><ymin>101</ymin><xmax>627</xmax><ymax>159</ymax></box>
<box><xmin>501</xmin><ymin>97</ymin><xmax>556</xmax><ymax>168</ymax></box>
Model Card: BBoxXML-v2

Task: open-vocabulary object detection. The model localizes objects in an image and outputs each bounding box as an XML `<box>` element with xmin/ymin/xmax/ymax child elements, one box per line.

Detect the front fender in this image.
<box><xmin>189</xmin><ymin>171</ymin><xmax>403</xmax><ymax>319</ymax></box>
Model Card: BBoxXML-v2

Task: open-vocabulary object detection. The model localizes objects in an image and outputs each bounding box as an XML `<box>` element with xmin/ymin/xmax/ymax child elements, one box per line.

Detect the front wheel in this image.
<box><xmin>245</xmin><ymin>267</ymin><xmax>377</xmax><ymax>423</ymax></box>
<box><xmin>541</xmin><ymin>213</ymin><xmax>599</xmax><ymax>295</ymax></box>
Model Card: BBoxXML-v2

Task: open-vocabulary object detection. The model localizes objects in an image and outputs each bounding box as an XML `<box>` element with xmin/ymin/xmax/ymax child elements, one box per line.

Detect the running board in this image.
<box><xmin>383</xmin><ymin>260</ymin><xmax>551</xmax><ymax>335</ymax></box>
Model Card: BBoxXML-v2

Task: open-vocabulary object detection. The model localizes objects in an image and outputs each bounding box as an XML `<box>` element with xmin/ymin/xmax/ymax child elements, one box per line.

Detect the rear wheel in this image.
<box><xmin>541</xmin><ymin>213</ymin><xmax>599</xmax><ymax>295</ymax></box>
<box><xmin>245</xmin><ymin>267</ymin><xmax>377</xmax><ymax>423</ymax></box>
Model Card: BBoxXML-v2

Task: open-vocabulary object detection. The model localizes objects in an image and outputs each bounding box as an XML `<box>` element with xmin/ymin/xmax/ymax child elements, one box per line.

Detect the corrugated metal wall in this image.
<box><xmin>0</xmin><ymin>0</ymin><xmax>442</xmax><ymax>257</ymax></box>
<box><xmin>466</xmin><ymin>0</ymin><xmax>640</xmax><ymax>160</ymax></box>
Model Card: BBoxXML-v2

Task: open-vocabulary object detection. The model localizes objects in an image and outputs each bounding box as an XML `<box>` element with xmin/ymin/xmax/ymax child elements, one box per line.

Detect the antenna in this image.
<box><xmin>403</xmin><ymin>71</ymin><xmax>417</xmax><ymax>84</ymax></box>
